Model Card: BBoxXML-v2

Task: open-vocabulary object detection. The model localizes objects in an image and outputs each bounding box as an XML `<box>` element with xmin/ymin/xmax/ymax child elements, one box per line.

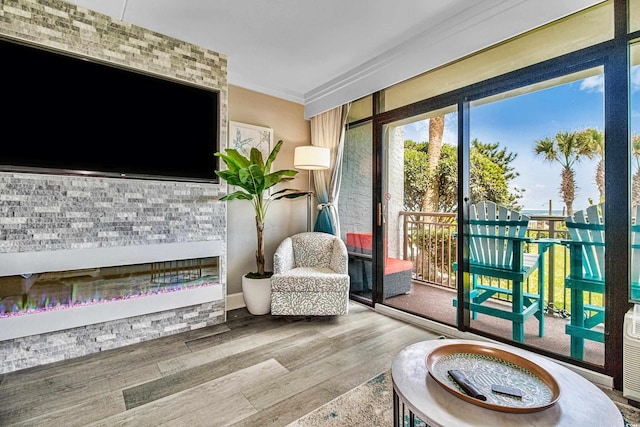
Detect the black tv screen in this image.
<box><xmin>0</xmin><ymin>37</ymin><xmax>219</xmax><ymax>182</ymax></box>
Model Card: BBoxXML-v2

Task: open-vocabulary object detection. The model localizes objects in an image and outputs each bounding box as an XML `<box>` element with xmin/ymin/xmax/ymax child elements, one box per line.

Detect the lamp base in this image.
<box><xmin>306</xmin><ymin>172</ymin><xmax>313</xmax><ymax>232</ymax></box>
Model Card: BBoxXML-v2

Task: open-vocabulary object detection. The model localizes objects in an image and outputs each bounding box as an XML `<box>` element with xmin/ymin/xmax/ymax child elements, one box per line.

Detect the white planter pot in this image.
<box><xmin>242</xmin><ymin>274</ymin><xmax>272</xmax><ymax>315</ymax></box>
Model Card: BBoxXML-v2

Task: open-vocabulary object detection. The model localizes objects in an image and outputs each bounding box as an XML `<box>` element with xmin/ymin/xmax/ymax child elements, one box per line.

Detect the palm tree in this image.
<box><xmin>534</xmin><ymin>131</ymin><xmax>595</xmax><ymax>216</ymax></box>
<box><xmin>422</xmin><ymin>114</ymin><xmax>445</xmax><ymax>213</ymax></box>
<box><xmin>580</xmin><ymin>128</ymin><xmax>605</xmax><ymax>203</ymax></box>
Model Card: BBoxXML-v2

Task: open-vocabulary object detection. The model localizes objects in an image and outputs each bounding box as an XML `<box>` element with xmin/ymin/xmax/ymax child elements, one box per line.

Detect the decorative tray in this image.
<box><xmin>425</xmin><ymin>343</ymin><xmax>560</xmax><ymax>413</ymax></box>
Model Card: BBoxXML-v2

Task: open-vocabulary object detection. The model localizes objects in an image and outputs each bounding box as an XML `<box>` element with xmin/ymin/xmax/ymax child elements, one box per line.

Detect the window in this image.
<box><xmin>382</xmin><ymin>2</ymin><xmax>613</xmax><ymax>112</ymax></box>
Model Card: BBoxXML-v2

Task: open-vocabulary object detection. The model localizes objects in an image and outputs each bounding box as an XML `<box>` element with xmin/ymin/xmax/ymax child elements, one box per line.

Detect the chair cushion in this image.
<box><xmin>271</xmin><ymin>267</ymin><xmax>349</xmax><ymax>292</ymax></box>
<box><xmin>346</xmin><ymin>232</ymin><xmax>372</xmax><ymax>252</ymax></box>
<box><xmin>385</xmin><ymin>257</ymin><xmax>413</xmax><ymax>275</ymax></box>
<box><xmin>291</xmin><ymin>233</ymin><xmax>334</xmax><ymax>268</ymax></box>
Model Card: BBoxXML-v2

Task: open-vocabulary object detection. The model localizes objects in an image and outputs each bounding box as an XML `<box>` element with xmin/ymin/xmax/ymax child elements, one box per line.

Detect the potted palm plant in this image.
<box><xmin>215</xmin><ymin>139</ymin><xmax>307</xmax><ymax>314</ymax></box>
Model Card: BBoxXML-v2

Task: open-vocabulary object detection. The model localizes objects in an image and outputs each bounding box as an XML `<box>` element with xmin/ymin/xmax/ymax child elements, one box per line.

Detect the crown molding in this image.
<box><xmin>227</xmin><ymin>75</ymin><xmax>305</xmax><ymax>105</ymax></box>
<box><xmin>303</xmin><ymin>0</ymin><xmax>602</xmax><ymax>119</ymax></box>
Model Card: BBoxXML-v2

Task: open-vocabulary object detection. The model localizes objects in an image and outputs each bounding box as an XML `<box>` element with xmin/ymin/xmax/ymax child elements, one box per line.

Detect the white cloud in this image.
<box><xmin>579</xmin><ymin>75</ymin><xmax>604</xmax><ymax>93</ymax></box>
<box><xmin>632</xmin><ymin>67</ymin><xmax>640</xmax><ymax>92</ymax></box>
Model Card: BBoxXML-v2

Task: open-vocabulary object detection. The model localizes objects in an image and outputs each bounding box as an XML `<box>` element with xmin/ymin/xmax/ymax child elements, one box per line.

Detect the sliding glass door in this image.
<box><xmin>466</xmin><ymin>66</ymin><xmax>605</xmax><ymax>366</ymax></box>
<box><xmin>339</xmin><ymin>122</ymin><xmax>374</xmax><ymax>304</ymax></box>
<box><xmin>339</xmin><ymin>0</ymin><xmax>633</xmax><ymax>384</ymax></box>
<box><xmin>380</xmin><ymin>108</ymin><xmax>458</xmax><ymax>326</ymax></box>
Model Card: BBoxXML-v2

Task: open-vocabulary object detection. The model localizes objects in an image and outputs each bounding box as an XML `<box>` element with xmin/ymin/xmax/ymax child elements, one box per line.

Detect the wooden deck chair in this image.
<box><xmin>454</xmin><ymin>201</ymin><xmax>544</xmax><ymax>343</ymax></box>
<box><xmin>563</xmin><ymin>203</ymin><xmax>605</xmax><ymax>360</ymax></box>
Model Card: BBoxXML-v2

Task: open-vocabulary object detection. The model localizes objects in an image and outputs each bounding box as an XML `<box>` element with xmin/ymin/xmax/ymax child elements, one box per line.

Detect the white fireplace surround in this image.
<box><xmin>0</xmin><ymin>241</ymin><xmax>226</xmax><ymax>341</ymax></box>
<box><xmin>0</xmin><ymin>284</ymin><xmax>223</xmax><ymax>341</ymax></box>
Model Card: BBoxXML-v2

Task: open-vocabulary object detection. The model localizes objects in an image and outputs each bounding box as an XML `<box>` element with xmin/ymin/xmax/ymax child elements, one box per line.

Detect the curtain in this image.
<box><xmin>310</xmin><ymin>103</ymin><xmax>350</xmax><ymax>235</ymax></box>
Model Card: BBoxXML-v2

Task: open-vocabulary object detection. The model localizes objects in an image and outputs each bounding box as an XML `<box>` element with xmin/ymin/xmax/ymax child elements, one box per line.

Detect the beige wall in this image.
<box><xmin>226</xmin><ymin>85</ymin><xmax>311</xmax><ymax>299</ymax></box>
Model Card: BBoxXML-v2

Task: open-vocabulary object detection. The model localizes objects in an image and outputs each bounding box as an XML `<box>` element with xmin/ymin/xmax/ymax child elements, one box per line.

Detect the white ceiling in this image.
<box><xmin>64</xmin><ymin>0</ymin><xmax>601</xmax><ymax>118</ymax></box>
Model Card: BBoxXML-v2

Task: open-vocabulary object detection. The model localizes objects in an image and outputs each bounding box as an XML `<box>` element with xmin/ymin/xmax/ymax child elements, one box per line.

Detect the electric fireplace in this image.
<box><xmin>0</xmin><ymin>241</ymin><xmax>225</xmax><ymax>342</ymax></box>
<box><xmin>0</xmin><ymin>257</ymin><xmax>219</xmax><ymax>318</ymax></box>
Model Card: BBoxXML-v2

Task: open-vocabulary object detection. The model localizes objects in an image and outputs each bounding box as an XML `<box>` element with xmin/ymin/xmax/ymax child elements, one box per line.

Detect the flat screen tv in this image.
<box><xmin>0</xmin><ymin>37</ymin><xmax>219</xmax><ymax>183</ymax></box>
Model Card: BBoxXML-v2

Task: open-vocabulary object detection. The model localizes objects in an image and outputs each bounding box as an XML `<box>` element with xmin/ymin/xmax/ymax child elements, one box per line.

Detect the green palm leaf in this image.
<box><xmin>213</xmin><ymin>139</ymin><xmax>308</xmax><ymax>278</ymax></box>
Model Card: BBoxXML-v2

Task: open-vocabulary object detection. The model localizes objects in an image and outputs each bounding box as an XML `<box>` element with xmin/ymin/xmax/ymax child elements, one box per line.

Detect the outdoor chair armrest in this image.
<box><xmin>532</xmin><ymin>238</ymin><xmax>560</xmax><ymax>251</ymax></box>
<box><xmin>560</xmin><ymin>239</ymin><xmax>605</xmax><ymax>247</ymax></box>
<box><xmin>467</xmin><ymin>233</ymin><xmax>533</xmax><ymax>243</ymax></box>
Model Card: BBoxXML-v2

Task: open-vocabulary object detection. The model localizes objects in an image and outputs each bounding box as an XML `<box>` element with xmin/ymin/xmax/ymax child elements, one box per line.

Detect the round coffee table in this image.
<box><xmin>391</xmin><ymin>339</ymin><xmax>624</xmax><ymax>427</ymax></box>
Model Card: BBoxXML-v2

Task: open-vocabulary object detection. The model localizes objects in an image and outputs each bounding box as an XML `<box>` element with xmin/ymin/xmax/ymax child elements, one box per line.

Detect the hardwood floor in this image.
<box><xmin>0</xmin><ymin>302</ymin><xmax>440</xmax><ymax>426</ymax></box>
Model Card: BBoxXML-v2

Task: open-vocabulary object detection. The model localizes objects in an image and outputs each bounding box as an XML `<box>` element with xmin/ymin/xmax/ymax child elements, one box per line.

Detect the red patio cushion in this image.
<box><xmin>347</xmin><ymin>232</ymin><xmax>412</xmax><ymax>274</ymax></box>
<box><xmin>346</xmin><ymin>232</ymin><xmax>372</xmax><ymax>251</ymax></box>
<box><xmin>385</xmin><ymin>257</ymin><xmax>413</xmax><ymax>275</ymax></box>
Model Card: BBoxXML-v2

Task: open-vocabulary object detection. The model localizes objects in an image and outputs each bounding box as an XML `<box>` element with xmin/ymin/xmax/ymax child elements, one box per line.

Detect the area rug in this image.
<box><xmin>286</xmin><ymin>370</ymin><xmax>397</xmax><ymax>427</ymax></box>
<box><xmin>289</xmin><ymin>370</ymin><xmax>640</xmax><ymax>427</ymax></box>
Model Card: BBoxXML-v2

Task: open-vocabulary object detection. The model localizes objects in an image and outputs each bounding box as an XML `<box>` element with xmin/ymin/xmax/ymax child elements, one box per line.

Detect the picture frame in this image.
<box><xmin>228</xmin><ymin>121</ymin><xmax>273</xmax><ymax>159</ymax></box>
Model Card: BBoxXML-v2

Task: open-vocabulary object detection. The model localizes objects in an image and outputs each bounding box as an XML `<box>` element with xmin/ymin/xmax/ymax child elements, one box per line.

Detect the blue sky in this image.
<box><xmin>402</xmin><ymin>73</ymin><xmax>611</xmax><ymax>213</ymax></box>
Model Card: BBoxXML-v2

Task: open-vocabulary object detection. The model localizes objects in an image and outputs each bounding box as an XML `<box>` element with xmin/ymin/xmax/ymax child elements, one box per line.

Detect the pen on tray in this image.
<box><xmin>448</xmin><ymin>369</ymin><xmax>487</xmax><ymax>401</ymax></box>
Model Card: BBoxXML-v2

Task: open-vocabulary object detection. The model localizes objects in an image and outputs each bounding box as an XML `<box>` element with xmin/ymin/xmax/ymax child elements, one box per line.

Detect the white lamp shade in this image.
<box><xmin>294</xmin><ymin>146</ymin><xmax>330</xmax><ymax>170</ymax></box>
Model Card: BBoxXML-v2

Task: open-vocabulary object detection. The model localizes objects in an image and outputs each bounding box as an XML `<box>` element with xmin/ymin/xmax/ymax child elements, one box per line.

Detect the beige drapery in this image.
<box><xmin>310</xmin><ymin>103</ymin><xmax>350</xmax><ymax>236</ymax></box>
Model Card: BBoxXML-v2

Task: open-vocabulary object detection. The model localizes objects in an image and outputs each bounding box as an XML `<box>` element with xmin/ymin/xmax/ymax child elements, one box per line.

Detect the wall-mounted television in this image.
<box><xmin>0</xmin><ymin>37</ymin><xmax>219</xmax><ymax>183</ymax></box>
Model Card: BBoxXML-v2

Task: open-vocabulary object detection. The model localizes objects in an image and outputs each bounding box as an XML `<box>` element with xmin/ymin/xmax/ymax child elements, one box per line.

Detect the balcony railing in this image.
<box><xmin>400</xmin><ymin>211</ymin><xmax>589</xmax><ymax>315</ymax></box>
<box><xmin>401</xmin><ymin>212</ymin><xmax>457</xmax><ymax>288</ymax></box>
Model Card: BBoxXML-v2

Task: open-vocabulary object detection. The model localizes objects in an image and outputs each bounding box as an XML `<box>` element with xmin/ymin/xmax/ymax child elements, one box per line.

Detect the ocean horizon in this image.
<box><xmin>521</xmin><ymin>208</ymin><xmax>565</xmax><ymax>216</ymax></box>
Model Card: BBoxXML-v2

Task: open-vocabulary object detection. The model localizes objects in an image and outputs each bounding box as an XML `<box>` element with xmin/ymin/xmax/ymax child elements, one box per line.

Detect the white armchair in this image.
<box><xmin>271</xmin><ymin>232</ymin><xmax>350</xmax><ymax>316</ymax></box>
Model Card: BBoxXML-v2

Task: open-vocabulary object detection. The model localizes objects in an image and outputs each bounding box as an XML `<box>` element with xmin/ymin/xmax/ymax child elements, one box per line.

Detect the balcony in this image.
<box><xmin>371</xmin><ymin>211</ymin><xmax>605</xmax><ymax>366</ymax></box>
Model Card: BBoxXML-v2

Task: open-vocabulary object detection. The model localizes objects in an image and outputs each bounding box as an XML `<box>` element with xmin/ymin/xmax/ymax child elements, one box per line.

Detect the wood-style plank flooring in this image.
<box><xmin>0</xmin><ymin>302</ymin><xmax>440</xmax><ymax>426</ymax></box>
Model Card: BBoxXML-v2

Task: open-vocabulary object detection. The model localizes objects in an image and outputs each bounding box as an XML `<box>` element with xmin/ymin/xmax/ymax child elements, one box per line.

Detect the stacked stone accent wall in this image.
<box><xmin>0</xmin><ymin>300</ymin><xmax>225</xmax><ymax>374</ymax></box>
<box><xmin>0</xmin><ymin>173</ymin><xmax>225</xmax><ymax>253</ymax></box>
<box><xmin>0</xmin><ymin>0</ymin><xmax>228</xmax><ymax>372</ymax></box>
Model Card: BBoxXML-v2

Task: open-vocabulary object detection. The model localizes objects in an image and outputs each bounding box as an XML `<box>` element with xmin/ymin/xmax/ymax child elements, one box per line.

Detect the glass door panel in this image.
<box><xmin>381</xmin><ymin>107</ymin><xmax>458</xmax><ymax>326</ymax></box>
<box><xmin>631</xmin><ymin>42</ymin><xmax>640</xmax><ymax>303</ymax></box>
<box><xmin>468</xmin><ymin>67</ymin><xmax>605</xmax><ymax>365</ymax></box>
<box><xmin>340</xmin><ymin>122</ymin><xmax>374</xmax><ymax>303</ymax></box>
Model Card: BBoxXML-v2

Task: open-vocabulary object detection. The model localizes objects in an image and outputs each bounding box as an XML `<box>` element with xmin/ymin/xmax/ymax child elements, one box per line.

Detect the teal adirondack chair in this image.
<box><xmin>454</xmin><ymin>201</ymin><xmax>545</xmax><ymax>343</ymax></box>
<box><xmin>562</xmin><ymin>203</ymin><xmax>605</xmax><ymax>360</ymax></box>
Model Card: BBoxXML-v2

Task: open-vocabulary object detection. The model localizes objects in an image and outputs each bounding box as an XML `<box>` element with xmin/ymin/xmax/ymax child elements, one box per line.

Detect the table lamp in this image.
<box><xmin>294</xmin><ymin>146</ymin><xmax>330</xmax><ymax>231</ymax></box>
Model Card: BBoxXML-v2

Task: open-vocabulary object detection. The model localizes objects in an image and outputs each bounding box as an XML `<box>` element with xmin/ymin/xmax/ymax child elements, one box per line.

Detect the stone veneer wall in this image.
<box><xmin>0</xmin><ymin>301</ymin><xmax>225</xmax><ymax>374</ymax></box>
<box><xmin>0</xmin><ymin>0</ymin><xmax>228</xmax><ymax>373</ymax></box>
<box><xmin>0</xmin><ymin>174</ymin><xmax>226</xmax><ymax>253</ymax></box>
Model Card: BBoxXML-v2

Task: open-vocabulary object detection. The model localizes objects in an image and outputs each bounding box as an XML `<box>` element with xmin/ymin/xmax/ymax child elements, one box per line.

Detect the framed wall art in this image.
<box><xmin>228</xmin><ymin>121</ymin><xmax>273</xmax><ymax>159</ymax></box>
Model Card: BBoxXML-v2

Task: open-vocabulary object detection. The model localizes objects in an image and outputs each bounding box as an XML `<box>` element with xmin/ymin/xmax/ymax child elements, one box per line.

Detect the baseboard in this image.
<box><xmin>374</xmin><ymin>303</ymin><xmax>488</xmax><ymax>341</ymax></box>
<box><xmin>226</xmin><ymin>292</ymin><xmax>246</xmax><ymax>311</ymax></box>
<box><xmin>373</xmin><ymin>303</ymin><xmax>614</xmax><ymax>389</ymax></box>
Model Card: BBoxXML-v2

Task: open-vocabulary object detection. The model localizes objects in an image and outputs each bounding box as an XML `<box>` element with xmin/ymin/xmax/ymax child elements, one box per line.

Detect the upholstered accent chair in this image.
<box><xmin>271</xmin><ymin>232</ymin><xmax>350</xmax><ymax>316</ymax></box>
